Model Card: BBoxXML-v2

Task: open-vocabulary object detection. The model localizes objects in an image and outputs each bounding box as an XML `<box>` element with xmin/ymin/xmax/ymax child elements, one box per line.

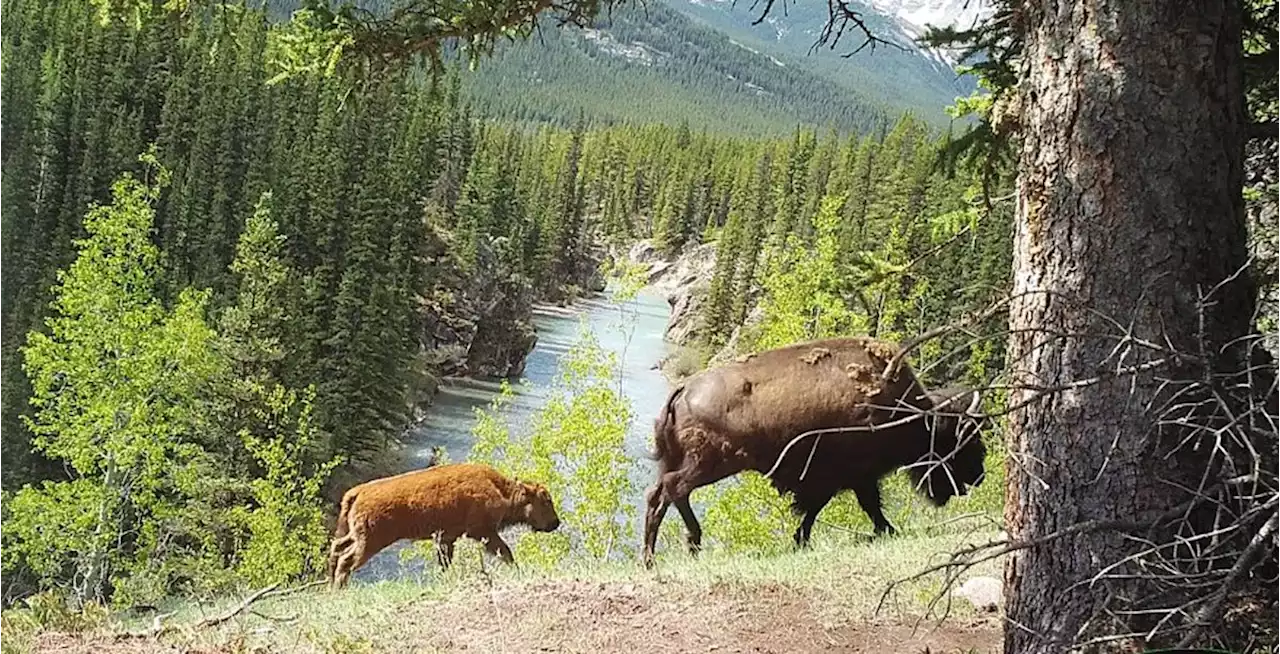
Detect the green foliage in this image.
<box><xmin>217</xmin><ymin>191</ymin><xmax>342</xmax><ymax>587</ymax></box>
<box><xmin>9</xmin><ymin>157</ymin><xmax>225</xmax><ymax>604</ymax></box>
<box><xmin>3</xmin><ymin>157</ymin><xmax>348</xmax><ymax>607</ymax></box>
<box><xmin>0</xmin><ymin>589</ymin><xmax>107</xmax><ymax>650</ymax></box>
<box><xmin>231</xmin><ymin>387</ymin><xmax>340</xmax><ymax>587</ymax></box>
<box><xmin>600</xmin><ymin>256</ymin><xmax>649</xmax><ymax>304</ymax></box>
<box><xmin>8</xmin><ymin>163</ymin><xmax>225</xmax><ymax>606</ymax></box>
<box><xmin>749</xmin><ymin>194</ymin><xmax>868</xmax><ymax>352</ymax></box>
<box><xmin>265</xmin><ymin>7</ymin><xmax>353</xmax><ymax>85</ymax></box>
<box><xmin>471</xmin><ymin>326</ymin><xmax>637</xmax><ymax>565</ymax></box>
<box><xmin>700</xmin><ymin>473</ymin><xmax>796</xmax><ymax>554</ymax></box>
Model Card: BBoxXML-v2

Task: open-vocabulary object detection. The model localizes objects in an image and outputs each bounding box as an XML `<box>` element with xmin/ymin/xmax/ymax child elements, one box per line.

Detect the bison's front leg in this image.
<box><xmin>674</xmin><ymin>498</ymin><xmax>702</xmax><ymax>555</ymax></box>
<box><xmin>477</xmin><ymin>531</ymin><xmax>515</xmax><ymax>565</ymax></box>
<box><xmin>436</xmin><ymin>537</ymin><xmax>456</xmax><ymax>568</ymax></box>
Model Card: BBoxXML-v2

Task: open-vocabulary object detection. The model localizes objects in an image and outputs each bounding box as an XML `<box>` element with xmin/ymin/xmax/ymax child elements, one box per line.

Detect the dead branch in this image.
<box><xmin>1177</xmin><ymin>507</ymin><xmax>1279</xmax><ymax>647</ymax></box>
<box><xmin>881</xmin><ymin>295</ymin><xmax>1013</xmax><ymax>385</ymax></box>
<box><xmin>815</xmin><ymin>0</ymin><xmax>905</xmax><ymax>55</ymax></box>
<box><xmin>118</xmin><ymin>580</ymin><xmax>326</xmax><ymax>640</ymax></box>
<box><xmin>874</xmin><ymin>515</ymin><xmax>1151</xmax><ymax>617</ymax></box>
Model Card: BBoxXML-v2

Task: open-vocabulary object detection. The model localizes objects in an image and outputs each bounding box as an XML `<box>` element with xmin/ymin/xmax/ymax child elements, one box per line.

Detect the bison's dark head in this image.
<box><xmin>908</xmin><ymin>387</ymin><xmax>988</xmax><ymax>507</ymax></box>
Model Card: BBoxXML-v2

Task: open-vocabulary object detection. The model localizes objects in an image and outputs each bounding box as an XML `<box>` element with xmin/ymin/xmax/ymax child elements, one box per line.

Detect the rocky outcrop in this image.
<box><xmin>630</xmin><ymin>240</ymin><xmax>718</xmax><ymax>347</ymax></box>
<box><xmin>544</xmin><ymin>239</ymin><xmax>609</xmax><ymax>305</ymax></box>
<box><xmin>419</xmin><ymin>230</ymin><xmax>539</xmax><ymax>398</ymax></box>
<box><xmin>621</xmin><ymin>239</ymin><xmax>722</xmax><ymax>382</ymax></box>
<box><xmin>953</xmin><ymin>576</ymin><xmax>1002</xmax><ymax>613</ymax></box>
<box><xmin>708</xmin><ymin>305</ymin><xmax>765</xmax><ymax>367</ymax></box>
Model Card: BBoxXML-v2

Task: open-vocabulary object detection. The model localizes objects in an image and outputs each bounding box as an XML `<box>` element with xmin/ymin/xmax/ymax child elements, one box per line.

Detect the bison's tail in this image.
<box><xmin>647</xmin><ymin>385</ymin><xmax>684</xmax><ymax>461</ymax></box>
<box><xmin>333</xmin><ymin>489</ymin><xmax>358</xmax><ymax>540</ymax></box>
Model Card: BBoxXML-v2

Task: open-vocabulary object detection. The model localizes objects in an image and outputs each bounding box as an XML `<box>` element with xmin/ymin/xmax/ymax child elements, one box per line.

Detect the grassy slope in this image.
<box><xmin>11</xmin><ymin>526</ymin><xmax>1005</xmax><ymax>654</ymax></box>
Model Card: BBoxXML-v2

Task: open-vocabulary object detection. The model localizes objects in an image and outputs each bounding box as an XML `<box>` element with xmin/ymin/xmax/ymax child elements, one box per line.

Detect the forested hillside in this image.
<box><xmin>458</xmin><ymin>2</ymin><xmax>897</xmax><ymax>135</ymax></box>
<box><xmin>0</xmin><ymin>0</ymin><xmax>1016</xmax><ymax>608</ymax></box>
<box><xmin>260</xmin><ymin>0</ymin><xmax>906</xmax><ymax>135</ymax></box>
<box><xmin>660</xmin><ymin>0</ymin><xmax>975</xmax><ymax>118</ymax></box>
<box><xmin>689</xmin><ymin>117</ymin><xmax>1012</xmax><ymax>387</ymax></box>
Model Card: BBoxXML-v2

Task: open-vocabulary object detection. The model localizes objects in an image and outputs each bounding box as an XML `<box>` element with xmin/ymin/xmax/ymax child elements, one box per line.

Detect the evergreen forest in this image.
<box><xmin>0</xmin><ymin>0</ymin><xmax>1017</xmax><ymax>608</ymax></box>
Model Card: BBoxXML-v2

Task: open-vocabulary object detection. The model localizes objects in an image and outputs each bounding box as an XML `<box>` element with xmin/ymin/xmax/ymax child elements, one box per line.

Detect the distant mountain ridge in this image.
<box><xmin>461</xmin><ymin>1</ymin><xmax>900</xmax><ymax>136</ymax></box>
<box><xmin>268</xmin><ymin>0</ymin><xmax>979</xmax><ymax>135</ymax></box>
<box><xmin>656</xmin><ymin>0</ymin><xmax>981</xmax><ymax>117</ymax></box>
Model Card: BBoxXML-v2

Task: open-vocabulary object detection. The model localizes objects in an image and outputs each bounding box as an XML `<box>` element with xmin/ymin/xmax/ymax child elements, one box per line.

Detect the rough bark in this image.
<box><xmin>1005</xmin><ymin>1</ymin><xmax>1255</xmax><ymax>652</ymax></box>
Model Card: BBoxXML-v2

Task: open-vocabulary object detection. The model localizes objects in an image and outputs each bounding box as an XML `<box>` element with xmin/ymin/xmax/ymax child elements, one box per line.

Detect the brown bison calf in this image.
<box><xmin>326</xmin><ymin>462</ymin><xmax>561</xmax><ymax>589</ymax></box>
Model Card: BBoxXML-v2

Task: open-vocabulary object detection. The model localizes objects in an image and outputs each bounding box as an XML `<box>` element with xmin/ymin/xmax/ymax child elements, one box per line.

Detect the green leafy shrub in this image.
<box><xmin>471</xmin><ymin>325</ymin><xmax>637</xmax><ymax>566</ymax></box>
<box><xmin>231</xmin><ymin>386</ymin><xmax>341</xmax><ymax>587</ymax></box>
<box><xmin>4</xmin><ymin>164</ymin><xmax>227</xmax><ymax>607</ymax></box>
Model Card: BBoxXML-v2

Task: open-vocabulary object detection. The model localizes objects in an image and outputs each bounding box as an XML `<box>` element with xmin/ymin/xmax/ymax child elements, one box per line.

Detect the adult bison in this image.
<box><xmin>641</xmin><ymin>336</ymin><xmax>986</xmax><ymax>567</ymax></box>
<box><xmin>327</xmin><ymin>463</ymin><xmax>561</xmax><ymax>589</ymax></box>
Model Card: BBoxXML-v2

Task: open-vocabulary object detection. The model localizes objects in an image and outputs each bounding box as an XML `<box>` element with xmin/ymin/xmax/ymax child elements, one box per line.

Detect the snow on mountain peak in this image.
<box><xmin>869</xmin><ymin>0</ymin><xmax>993</xmax><ymax>67</ymax></box>
<box><xmin>870</xmin><ymin>0</ymin><xmax>992</xmax><ymax>32</ymax></box>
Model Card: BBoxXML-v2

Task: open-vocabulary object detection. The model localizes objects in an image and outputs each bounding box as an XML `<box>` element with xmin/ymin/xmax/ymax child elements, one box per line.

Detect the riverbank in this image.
<box><xmin>350</xmin><ymin>284</ymin><xmax>677</xmax><ymax>584</ymax></box>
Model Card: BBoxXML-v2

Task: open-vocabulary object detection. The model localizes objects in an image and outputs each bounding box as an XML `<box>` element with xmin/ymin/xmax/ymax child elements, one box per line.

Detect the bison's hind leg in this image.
<box><xmin>326</xmin><ymin>533</ymin><xmax>355</xmax><ymax>590</ymax></box>
<box><xmin>674</xmin><ymin>498</ymin><xmax>702</xmax><ymax>555</ymax></box>
<box><xmin>644</xmin><ymin>467</ymin><xmax>719</xmax><ymax>567</ymax></box>
<box><xmin>642</xmin><ymin>482</ymin><xmax>671</xmax><ymax>569</ymax></box>
<box><xmin>332</xmin><ymin>527</ymin><xmax>375</xmax><ymax>590</ymax></box>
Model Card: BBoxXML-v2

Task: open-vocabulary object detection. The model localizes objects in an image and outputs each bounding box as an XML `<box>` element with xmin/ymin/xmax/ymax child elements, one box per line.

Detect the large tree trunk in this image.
<box><xmin>1004</xmin><ymin>1</ymin><xmax>1259</xmax><ymax>651</ymax></box>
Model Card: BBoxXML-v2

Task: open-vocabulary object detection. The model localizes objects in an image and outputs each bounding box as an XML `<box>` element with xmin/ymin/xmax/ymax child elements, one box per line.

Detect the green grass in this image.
<box><xmin>0</xmin><ymin>525</ymin><xmax>1003</xmax><ymax>653</ymax></box>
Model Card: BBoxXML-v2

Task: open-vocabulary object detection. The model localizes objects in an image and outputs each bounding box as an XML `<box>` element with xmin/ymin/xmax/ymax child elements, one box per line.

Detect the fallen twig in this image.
<box><xmin>118</xmin><ymin>579</ymin><xmax>326</xmax><ymax>640</ymax></box>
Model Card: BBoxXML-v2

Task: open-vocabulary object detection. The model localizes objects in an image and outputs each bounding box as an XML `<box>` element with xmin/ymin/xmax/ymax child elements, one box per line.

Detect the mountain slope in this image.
<box><xmin>460</xmin><ymin>2</ymin><xmax>899</xmax><ymax>136</ymax></box>
<box><xmin>266</xmin><ymin>0</ymin><xmax>975</xmax><ymax>135</ymax></box>
<box><xmin>657</xmin><ymin>0</ymin><xmax>977</xmax><ymax>117</ymax></box>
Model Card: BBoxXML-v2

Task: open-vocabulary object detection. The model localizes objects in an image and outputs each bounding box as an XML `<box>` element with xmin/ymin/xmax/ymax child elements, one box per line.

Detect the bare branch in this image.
<box><xmin>118</xmin><ymin>580</ymin><xmax>326</xmax><ymax>640</ymax></box>
<box><xmin>880</xmin><ymin>295</ymin><xmax>1012</xmax><ymax>385</ymax></box>
<box><xmin>1177</xmin><ymin>508</ymin><xmax>1279</xmax><ymax>648</ymax></box>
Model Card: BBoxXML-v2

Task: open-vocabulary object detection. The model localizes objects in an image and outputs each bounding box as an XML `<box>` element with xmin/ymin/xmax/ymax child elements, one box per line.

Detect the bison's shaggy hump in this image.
<box><xmin>642</xmin><ymin>336</ymin><xmax>986</xmax><ymax>568</ymax></box>
<box><xmin>327</xmin><ymin>462</ymin><xmax>560</xmax><ymax>589</ymax></box>
<box><xmin>678</xmin><ymin>336</ymin><xmax>920</xmax><ymax>440</ymax></box>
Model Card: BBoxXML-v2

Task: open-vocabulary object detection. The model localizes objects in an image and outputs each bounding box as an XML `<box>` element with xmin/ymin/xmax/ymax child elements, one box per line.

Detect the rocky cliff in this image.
<box><xmin>415</xmin><ymin>229</ymin><xmax>540</xmax><ymax>416</ymax></box>
<box><xmin>622</xmin><ymin>239</ymin><xmax>722</xmax><ymax>381</ymax></box>
<box><xmin>627</xmin><ymin>239</ymin><xmax>718</xmax><ymax>347</ymax></box>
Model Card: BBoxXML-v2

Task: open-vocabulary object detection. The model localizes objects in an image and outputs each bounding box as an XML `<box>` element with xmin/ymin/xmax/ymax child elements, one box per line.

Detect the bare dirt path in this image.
<box><xmin>31</xmin><ymin>577</ymin><xmax>1001</xmax><ymax>654</ymax></box>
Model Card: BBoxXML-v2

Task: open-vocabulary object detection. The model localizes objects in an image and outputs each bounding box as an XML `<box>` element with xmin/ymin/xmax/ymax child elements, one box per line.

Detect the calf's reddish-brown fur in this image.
<box><xmin>642</xmin><ymin>336</ymin><xmax>986</xmax><ymax>567</ymax></box>
<box><xmin>326</xmin><ymin>463</ymin><xmax>560</xmax><ymax>589</ymax></box>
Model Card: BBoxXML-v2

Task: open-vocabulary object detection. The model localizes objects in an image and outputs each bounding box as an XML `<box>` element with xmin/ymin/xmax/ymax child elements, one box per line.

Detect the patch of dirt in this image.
<box><xmin>30</xmin><ymin>579</ymin><xmax>1001</xmax><ymax>653</ymax></box>
<box><xmin>404</xmin><ymin>579</ymin><xmax>999</xmax><ymax>654</ymax></box>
